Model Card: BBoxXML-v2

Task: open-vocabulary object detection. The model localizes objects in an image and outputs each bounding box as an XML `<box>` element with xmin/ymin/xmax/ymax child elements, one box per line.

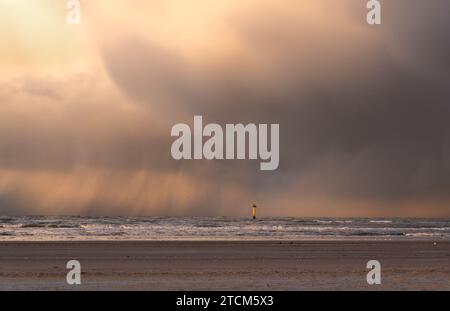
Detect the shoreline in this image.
<box><xmin>0</xmin><ymin>238</ymin><xmax>448</xmax><ymax>243</ymax></box>
<box><xmin>1</xmin><ymin>238</ymin><xmax>449</xmax><ymax>244</ymax></box>
<box><xmin>1</xmin><ymin>240</ymin><xmax>449</xmax><ymax>290</ymax></box>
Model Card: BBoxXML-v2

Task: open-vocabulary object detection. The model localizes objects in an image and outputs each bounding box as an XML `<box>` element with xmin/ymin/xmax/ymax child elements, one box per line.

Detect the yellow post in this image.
<box><xmin>252</xmin><ymin>204</ymin><xmax>257</xmax><ymax>220</ymax></box>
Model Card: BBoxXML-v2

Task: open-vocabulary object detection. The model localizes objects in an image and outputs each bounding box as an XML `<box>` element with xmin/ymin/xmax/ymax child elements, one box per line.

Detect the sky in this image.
<box><xmin>0</xmin><ymin>0</ymin><xmax>449</xmax><ymax>217</ymax></box>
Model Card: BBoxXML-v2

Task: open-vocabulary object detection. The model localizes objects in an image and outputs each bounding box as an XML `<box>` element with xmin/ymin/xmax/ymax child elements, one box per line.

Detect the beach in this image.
<box><xmin>0</xmin><ymin>241</ymin><xmax>449</xmax><ymax>290</ymax></box>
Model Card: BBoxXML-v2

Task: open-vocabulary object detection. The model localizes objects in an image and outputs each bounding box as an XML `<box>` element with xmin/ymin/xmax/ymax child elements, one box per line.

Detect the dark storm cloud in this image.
<box><xmin>1</xmin><ymin>0</ymin><xmax>449</xmax><ymax>216</ymax></box>
<box><xmin>0</xmin><ymin>191</ymin><xmax>28</xmax><ymax>215</ymax></box>
<box><xmin>101</xmin><ymin>0</ymin><xmax>450</xmax><ymax>211</ymax></box>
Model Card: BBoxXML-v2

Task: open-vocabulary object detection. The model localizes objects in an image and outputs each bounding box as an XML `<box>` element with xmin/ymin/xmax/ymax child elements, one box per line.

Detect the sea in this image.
<box><xmin>1</xmin><ymin>216</ymin><xmax>450</xmax><ymax>241</ymax></box>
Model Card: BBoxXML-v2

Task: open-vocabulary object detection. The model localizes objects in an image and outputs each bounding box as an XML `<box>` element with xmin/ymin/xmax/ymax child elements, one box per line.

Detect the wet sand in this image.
<box><xmin>0</xmin><ymin>241</ymin><xmax>449</xmax><ymax>290</ymax></box>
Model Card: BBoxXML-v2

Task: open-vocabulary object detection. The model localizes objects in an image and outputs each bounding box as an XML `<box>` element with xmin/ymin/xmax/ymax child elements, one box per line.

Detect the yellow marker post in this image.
<box><xmin>252</xmin><ymin>204</ymin><xmax>257</xmax><ymax>220</ymax></box>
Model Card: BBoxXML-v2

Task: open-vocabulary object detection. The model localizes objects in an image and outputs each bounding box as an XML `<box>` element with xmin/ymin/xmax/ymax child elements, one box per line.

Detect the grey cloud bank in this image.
<box><xmin>1</xmin><ymin>0</ymin><xmax>450</xmax><ymax>216</ymax></box>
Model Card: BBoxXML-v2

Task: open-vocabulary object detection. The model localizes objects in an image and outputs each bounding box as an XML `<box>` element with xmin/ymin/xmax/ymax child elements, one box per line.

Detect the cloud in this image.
<box><xmin>100</xmin><ymin>1</ymin><xmax>450</xmax><ymax>215</ymax></box>
<box><xmin>1</xmin><ymin>0</ymin><xmax>450</xmax><ymax>216</ymax></box>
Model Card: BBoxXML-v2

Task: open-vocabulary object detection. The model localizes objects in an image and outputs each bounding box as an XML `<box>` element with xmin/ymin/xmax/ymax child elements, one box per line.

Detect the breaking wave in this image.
<box><xmin>0</xmin><ymin>216</ymin><xmax>449</xmax><ymax>241</ymax></box>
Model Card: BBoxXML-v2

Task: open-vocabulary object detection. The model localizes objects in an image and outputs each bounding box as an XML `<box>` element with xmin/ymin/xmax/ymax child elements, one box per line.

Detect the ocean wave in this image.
<box><xmin>90</xmin><ymin>231</ymin><xmax>125</xmax><ymax>236</ymax></box>
<box><xmin>0</xmin><ymin>216</ymin><xmax>14</xmax><ymax>223</ymax></box>
<box><xmin>349</xmin><ymin>231</ymin><xmax>405</xmax><ymax>236</ymax></box>
<box><xmin>20</xmin><ymin>223</ymin><xmax>80</xmax><ymax>229</ymax></box>
<box><xmin>369</xmin><ymin>220</ymin><xmax>393</xmax><ymax>224</ymax></box>
<box><xmin>405</xmin><ymin>232</ymin><xmax>443</xmax><ymax>237</ymax></box>
<box><xmin>0</xmin><ymin>232</ymin><xmax>15</xmax><ymax>236</ymax></box>
<box><xmin>315</xmin><ymin>220</ymin><xmax>353</xmax><ymax>224</ymax></box>
<box><xmin>0</xmin><ymin>216</ymin><xmax>449</xmax><ymax>241</ymax></box>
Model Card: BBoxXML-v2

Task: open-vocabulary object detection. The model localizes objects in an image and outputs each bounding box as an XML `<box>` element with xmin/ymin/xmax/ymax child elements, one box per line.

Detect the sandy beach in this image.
<box><xmin>0</xmin><ymin>240</ymin><xmax>449</xmax><ymax>290</ymax></box>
